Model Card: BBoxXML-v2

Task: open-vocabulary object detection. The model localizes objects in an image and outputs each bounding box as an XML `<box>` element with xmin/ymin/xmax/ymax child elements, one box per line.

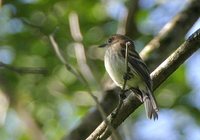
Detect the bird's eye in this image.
<box><xmin>107</xmin><ymin>38</ymin><xmax>113</xmax><ymax>44</ymax></box>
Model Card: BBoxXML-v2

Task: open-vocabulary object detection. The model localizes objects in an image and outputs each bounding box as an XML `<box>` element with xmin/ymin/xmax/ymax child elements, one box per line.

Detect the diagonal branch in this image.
<box><xmin>49</xmin><ymin>35</ymin><xmax>84</xmax><ymax>83</ymax></box>
<box><xmin>152</xmin><ymin>28</ymin><xmax>200</xmax><ymax>89</ymax></box>
<box><xmin>49</xmin><ymin>33</ymin><xmax>119</xmax><ymax>140</ymax></box>
<box><xmin>140</xmin><ymin>0</ymin><xmax>200</xmax><ymax>71</ymax></box>
<box><xmin>86</xmin><ymin>28</ymin><xmax>200</xmax><ymax>140</ymax></box>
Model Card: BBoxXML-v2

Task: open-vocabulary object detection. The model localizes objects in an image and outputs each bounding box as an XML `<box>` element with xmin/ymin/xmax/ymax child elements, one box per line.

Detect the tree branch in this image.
<box><xmin>125</xmin><ymin>0</ymin><xmax>140</xmax><ymax>38</ymax></box>
<box><xmin>0</xmin><ymin>61</ymin><xmax>48</xmax><ymax>75</ymax></box>
<box><xmin>86</xmin><ymin>28</ymin><xmax>200</xmax><ymax>140</ymax></box>
<box><xmin>140</xmin><ymin>0</ymin><xmax>200</xmax><ymax>71</ymax></box>
<box><xmin>152</xmin><ymin>28</ymin><xmax>200</xmax><ymax>89</ymax></box>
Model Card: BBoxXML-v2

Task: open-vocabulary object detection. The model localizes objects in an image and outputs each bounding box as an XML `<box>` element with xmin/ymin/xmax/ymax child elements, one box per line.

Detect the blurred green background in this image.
<box><xmin>0</xmin><ymin>0</ymin><xmax>200</xmax><ymax>140</ymax></box>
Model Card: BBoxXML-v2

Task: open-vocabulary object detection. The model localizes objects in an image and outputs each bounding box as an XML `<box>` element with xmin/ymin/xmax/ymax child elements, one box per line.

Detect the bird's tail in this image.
<box><xmin>143</xmin><ymin>90</ymin><xmax>159</xmax><ymax>120</ymax></box>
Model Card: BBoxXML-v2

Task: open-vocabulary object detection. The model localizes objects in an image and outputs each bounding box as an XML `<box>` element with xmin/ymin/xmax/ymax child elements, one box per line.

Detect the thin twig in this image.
<box><xmin>98</xmin><ymin>42</ymin><xmax>131</xmax><ymax>140</ymax></box>
<box><xmin>110</xmin><ymin>42</ymin><xmax>130</xmax><ymax>120</ymax></box>
<box><xmin>49</xmin><ymin>35</ymin><xmax>84</xmax><ymax>83</ymax></box>
<box><xmin>49</xmin><ymin>33</ymin><xmax>118</xmax><ymax>140</ymax></box>
<box><xmin>124</xmin><ymin>42</ymin><xmax>129</xmax><ymax>87</ymax></box>
<box><xmin>0</xmin><ymin>61</ymin><xmax>48</xmax><ymax>75</ymax></box>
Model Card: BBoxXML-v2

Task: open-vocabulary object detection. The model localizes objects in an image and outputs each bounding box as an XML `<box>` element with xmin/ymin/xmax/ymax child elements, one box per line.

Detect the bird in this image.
<box><xmin>100</xmin><ymin>34</ymin><xmax>158</xmax><ymax>120</ymax></box>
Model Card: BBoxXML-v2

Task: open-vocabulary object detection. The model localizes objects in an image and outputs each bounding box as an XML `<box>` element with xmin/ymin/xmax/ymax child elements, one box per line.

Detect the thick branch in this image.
<box><xmin>152</xmin><ymin>28</ymin><xmax>200</xmax><ymax>89</ymax></box>
<box><xmin>86</xmin><ymin>28</ymin><xmax>200</xmax><ymax>140</ymax></box>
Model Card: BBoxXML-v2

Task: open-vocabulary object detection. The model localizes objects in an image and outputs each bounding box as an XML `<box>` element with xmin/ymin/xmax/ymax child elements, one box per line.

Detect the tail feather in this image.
<box><xmin>143</xmin><ymin>92</ymin><xmax>158</xmax><ymax>120</ymax></box>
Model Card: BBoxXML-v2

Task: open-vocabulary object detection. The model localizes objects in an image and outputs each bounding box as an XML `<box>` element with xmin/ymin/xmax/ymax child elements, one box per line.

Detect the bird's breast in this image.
<box><xmin>104</xmin><ymin>48</ymin><xmax>142</xmax><ymax>89</ymax></box>
<box><xmin>104</xmin><ymin>48</ymin><xmax>126</xmax><ymax>87</ymax></box>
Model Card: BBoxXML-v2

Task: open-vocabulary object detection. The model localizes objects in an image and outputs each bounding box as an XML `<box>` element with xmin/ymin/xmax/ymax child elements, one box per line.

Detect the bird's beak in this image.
<box><xmin>98</xmin><ymin>43</ymin><xmax>107</xmax><ymax>48</ymax></box>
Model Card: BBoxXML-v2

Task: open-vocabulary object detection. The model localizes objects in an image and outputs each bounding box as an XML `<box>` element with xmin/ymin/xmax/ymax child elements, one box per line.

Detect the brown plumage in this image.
<box><xmin>102</xmin><ymin>34</ymin><xmax>158</xmax><ymax>120</ymax></box>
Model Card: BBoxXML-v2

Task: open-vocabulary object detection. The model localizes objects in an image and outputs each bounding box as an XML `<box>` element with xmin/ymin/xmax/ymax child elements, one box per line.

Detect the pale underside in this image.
<box><xmin>104</xmin><ymin>49</ymin><xmax>146</xmax><ymax>91</ymax></box>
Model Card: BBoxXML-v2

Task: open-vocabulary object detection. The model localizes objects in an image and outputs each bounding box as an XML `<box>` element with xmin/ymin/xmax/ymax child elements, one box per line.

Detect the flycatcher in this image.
<box><xmin>101</xmin><ymin>34</ymin><xmax>158</xmax><ymax>120</ymax></box>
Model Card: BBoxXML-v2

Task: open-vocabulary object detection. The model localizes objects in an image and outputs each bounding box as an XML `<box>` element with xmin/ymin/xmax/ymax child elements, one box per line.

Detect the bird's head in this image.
<box><xmin>99</xmin><ymin>34</ymin><xmax>135</xmax><ymax>50</ymax></box>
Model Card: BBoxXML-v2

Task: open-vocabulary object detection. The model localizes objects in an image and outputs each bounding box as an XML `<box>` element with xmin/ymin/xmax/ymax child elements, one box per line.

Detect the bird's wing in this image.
<box><xmin>121</xmin><ymin>47</ymin><xmax>152</xmax><ymax>91</ymax></box>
